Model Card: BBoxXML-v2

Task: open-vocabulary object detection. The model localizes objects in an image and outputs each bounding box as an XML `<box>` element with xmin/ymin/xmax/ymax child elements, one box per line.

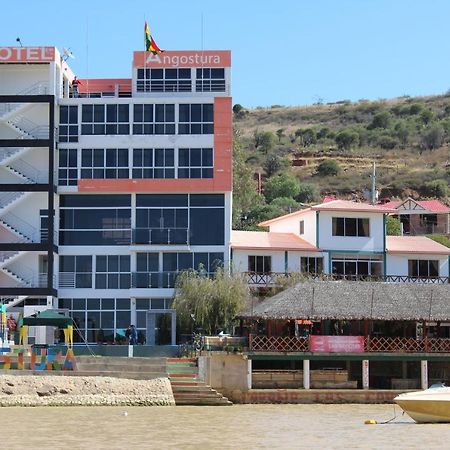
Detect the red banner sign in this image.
<box><xmin>133</xmin><ymin>50</ymin><xmax>231</xmax><ymax>68</ymax></box>
<box><xmin>310</xmin><ymin>335</ymin><xmax>365</xmax><ymax>353</ymax></box>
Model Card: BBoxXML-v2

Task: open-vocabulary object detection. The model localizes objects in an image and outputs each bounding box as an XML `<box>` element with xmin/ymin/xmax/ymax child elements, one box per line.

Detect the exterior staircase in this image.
<box><xmin>167</xmin><ymin>357</ymin><xmax>232</xmax><ymax>406</ymax></box>
<box><xmin>74</xmin><ymin>356</ymin><xmax>168</xmax><ymax>379</ymax></box>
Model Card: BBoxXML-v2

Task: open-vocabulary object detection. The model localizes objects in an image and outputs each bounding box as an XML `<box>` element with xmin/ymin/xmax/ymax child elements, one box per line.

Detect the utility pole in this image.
<box><xmin>371</xmin><ymin>161</ymin><xmax>377</xmax><ymax>205</ymax></box>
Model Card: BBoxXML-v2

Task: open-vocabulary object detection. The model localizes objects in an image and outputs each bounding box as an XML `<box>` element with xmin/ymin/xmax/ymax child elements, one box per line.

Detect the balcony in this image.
<box><xmin>249</xmin><ymin>335</ymin><xmax>450</xmax><ymax>353</ymax></box>
<box><xmin>244</xmin><ymin>272</ymin><xmax>450</xmax><ymax>286</ymax></box>
<box><xmin>132</xmin><ymin>228</ymin><xmax>189</xmax><ymax>245</ymax></box>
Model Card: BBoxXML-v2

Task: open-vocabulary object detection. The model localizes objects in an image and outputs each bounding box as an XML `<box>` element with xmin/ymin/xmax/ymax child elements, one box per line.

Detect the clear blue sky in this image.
<box><xmin>2</xmin><ymin>0</ymin><xmax>449</xmax><ymax>107</ymax></box>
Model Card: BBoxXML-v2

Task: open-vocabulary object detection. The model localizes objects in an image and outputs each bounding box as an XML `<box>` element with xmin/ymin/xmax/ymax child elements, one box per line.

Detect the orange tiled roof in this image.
<box><xmin>231</xmin><ymin>230</ymin><xmax>319</xmax><ymax>252</ymax></box>
<box><xmin>312</xmin><ymin>199</ymin><xmax>396</xmax><ymax>213</ymax></box>
<box><xmin>386</xmin><ymin>236</ymin><xmax>450</xmax><ymax>255</ymax></box>
<box><xmin>259</xmin><ymin>207</ymin><xmax>313</xmax><ymax>226</ymax></box>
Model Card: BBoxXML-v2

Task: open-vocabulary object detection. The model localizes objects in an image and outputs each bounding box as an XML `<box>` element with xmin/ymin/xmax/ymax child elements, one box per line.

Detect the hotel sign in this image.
<box><xmin>0</xmin><ymin>47</ymin><xmax>55</xmax><ymax>63</ymax></box>
<box><xmin>310</xmin><ymin>336</ymin><xmax>365</xmax><ymax>353</ymax></box>
<box><xmin>133</xmin><ymin>50</ymin><xmax>231</xmax><ymax>68</ymax></box>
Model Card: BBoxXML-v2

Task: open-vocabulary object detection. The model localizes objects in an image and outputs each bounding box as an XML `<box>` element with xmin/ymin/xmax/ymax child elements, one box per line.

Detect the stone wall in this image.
<box><xmin>0</xmin><ymin>374</ymin><xmax>175</xmax><ymax>406</ymax></box>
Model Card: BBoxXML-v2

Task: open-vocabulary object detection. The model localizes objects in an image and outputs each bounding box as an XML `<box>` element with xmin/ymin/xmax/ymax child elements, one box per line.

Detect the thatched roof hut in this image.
<box><xmin>238</xmin><ymin>281</ymin><xmax>450</xmax><ymax>322</ymax></box>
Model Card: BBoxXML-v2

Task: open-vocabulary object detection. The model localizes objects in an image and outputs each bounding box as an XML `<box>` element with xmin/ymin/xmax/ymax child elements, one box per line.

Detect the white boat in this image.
<box><xmin>394</xmin><ymin>384</ymin><xmax>450</xmax><ymax>423</ymax></box>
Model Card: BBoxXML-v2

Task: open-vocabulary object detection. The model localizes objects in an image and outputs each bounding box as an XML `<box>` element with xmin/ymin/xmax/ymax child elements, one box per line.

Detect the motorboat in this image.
<box><xmin>394</xmin><ymin>384</ymin><xmax>450</xmax><ymax>423</ymax></box>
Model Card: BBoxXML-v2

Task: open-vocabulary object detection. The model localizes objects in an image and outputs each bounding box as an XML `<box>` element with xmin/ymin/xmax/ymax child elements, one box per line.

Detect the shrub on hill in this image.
<box><xmin>317</xmin><ymin>159</ymin><xmax>341</xmax><ymax>176</ymax></box>
<box><xmin>263</xmin><ymin>173</ymin><xmax>300</xmax><ymax>202</ymax></box>
<box><xmin>424</xmin><ymin>179</ymin><xmax>449</xmax><ymax>198</ymax></box>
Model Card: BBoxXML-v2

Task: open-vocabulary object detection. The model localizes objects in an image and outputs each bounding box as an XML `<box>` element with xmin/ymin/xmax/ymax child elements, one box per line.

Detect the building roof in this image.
<box><xmin>311</xmin><ymin>199</ymin><xmax>396</xmax><ymax>213</ymax></box>
<box><xmin>259</xmin><ymin>200</ymin><xmax>394</xmax><ymax>227</ymax></box>
<box><xmin>383</xmin><ymin>198</ymin><xmax>450</xmax><ymax>213</ymax></box>
<box><xmin>259</xmin><ymin>208</ymin><xmax>313</xmax><ymax>227</ymax></box>
<box><xmin>238</xmin><ymin>281</ymin><xmax>450</xmax><ymax>321</ymax></box>
<box><xmin>386</xmin><ymin>236</ymin><xmax>450</xmax><ymax>255</ymax></box>
<box><xmin>231</xmin><ymin>231</ymin><xmax>319</xmax><ymax>252</ymax></box>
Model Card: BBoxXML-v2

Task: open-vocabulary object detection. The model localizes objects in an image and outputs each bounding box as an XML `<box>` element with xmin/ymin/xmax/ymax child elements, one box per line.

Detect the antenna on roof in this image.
<box><xmin>16</xmin><ymin>37</ymin><xmax>23</xmax><ymax>47</ymax></box>
<box><xmin>62</xmin><ymin>47</ymin><xmax>76</xmax><ymax>61</ymax></box>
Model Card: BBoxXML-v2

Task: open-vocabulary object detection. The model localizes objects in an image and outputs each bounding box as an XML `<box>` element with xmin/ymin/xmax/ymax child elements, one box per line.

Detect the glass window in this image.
<box><xmin>178</xmin><ymin>148</ymin><xmax>213</xmax><ymax>179</ymax></box>
<box><xmin>196</xmin><ymin>68</ymin><xmax>226</xmax><ymax>92</ymax></box>
<box><xmin>133</xmin><ymin>104</ymin><xmax>175</xmax><ymax>135</ymax></box>
<box><xmin>248</xmin><ymin>256</ymin><xmax>271</xmax><ymax>274</ymax></box>
<box><xmin>408</xmin><ymin>259</ymin><xmax>439</xmax><ymax>278</ymax></box>
<box><xmin>300</xmin><ymin>257</ymin><xmax>323</xmax><ymax>274</ymax></box>
<box><xmin>332</xmin><ymin>217</ymin><xmax>370</xmax><ymax>237</ymax></box>
<box><xmin>136</xmin><ymin>68</ymin><xmax>192</xmax><ymax>92</ymax></box>
<box><xmin>178</xmin><ymin>104</ymin><xmax>214</xmax><ymax>135</ymax></box>
<box><xmin>81</xmin><ymin>104</ymin><xmax>129</xmax><ymax>135</ymax></box>
<box><xmin>95</xmin><ymin>255</ymin><xmax>131</xmax><ymax>289</ymax></box>
<box><xmin>59</xmin><ymin>105</ymin><xmax>78</xmax><ymax>143</ymax></box>
<box><xmin>58</xmin><ymin>148</ymin><xmax>78</xmax><ymax>186</ymax></box>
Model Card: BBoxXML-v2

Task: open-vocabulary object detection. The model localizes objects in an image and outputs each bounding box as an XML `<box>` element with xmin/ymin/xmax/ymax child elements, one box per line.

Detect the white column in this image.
<box><xmin>303</xmin><ymin>359</ymin><xmax>310</xmax><ymax>390</ymax></box>
<box><xmin>421</xmin><ymin>360</ymin><xmax>428</xmax><ymax>390</ymax></box>
<box><xmin>362</xmin><ymin>360</ymin><xmax>369</xmax><ymax>390</ymax></box>
<box><xmin>247</xmin><ymin>359</ymin><xmax>252</xmax><ymax>390</ymax></box>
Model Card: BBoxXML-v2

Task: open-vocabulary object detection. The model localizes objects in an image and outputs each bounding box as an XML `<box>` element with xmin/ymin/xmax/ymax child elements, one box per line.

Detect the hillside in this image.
<box><xmin>232</xmin><ymin>94</ymin><xmax>450</xmax><ymax>229</ymax></box>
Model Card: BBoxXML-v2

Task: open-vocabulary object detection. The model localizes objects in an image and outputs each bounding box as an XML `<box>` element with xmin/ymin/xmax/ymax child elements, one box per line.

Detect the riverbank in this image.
<box><xmin>0</xmin><ymin>374</ymin><xmax>174</xmax><ymax>406</ymax></box>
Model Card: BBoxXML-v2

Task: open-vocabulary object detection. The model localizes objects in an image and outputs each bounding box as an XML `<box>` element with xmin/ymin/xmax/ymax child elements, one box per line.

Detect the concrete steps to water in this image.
<box><xmin>75</xmin><ymin>356</ymin><xmax>168</xmax><ymax>380</ymax></box>
<box><xmin>167</xmin><ymin>357</ymin><xmax>232</xmax><ymax>406</ymax></box>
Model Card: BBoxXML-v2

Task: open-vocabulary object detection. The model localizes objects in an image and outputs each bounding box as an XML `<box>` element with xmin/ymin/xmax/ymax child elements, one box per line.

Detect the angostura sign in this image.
<box><xmin>0</xmin><ymin>47</ymin><xmax>55</xmax><ymax>63</ymax></box>
<box><xmin>133</xmin><ymin>50</ymin><xmax>231</xmax><ymax>68</ymax></box>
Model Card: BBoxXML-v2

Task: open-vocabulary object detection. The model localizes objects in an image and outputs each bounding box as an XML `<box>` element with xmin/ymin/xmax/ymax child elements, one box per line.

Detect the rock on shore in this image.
<box><xmin>0</xmin><ymin>374</ymin><xmax>175</xmax><ymax>406</ymax></box>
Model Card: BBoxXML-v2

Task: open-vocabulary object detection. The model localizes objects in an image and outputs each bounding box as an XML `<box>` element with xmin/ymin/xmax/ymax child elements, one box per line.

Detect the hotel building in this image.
<box><xmin>0</xmin><ymin>46</ymin><xmax>232</xmax><ymax>345</ymax></box>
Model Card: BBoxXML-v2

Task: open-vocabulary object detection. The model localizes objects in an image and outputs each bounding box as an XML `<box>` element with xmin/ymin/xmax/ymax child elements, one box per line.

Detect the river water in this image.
<box><xmin>1</xmin><ymin>404</ymin><xmax>449</xmax><ymax>449</ymax></box>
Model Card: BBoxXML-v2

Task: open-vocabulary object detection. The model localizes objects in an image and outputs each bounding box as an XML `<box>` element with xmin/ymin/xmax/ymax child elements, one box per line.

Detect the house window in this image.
<box><xmin>299</xmin><ymin>220</ymin><xmax>305</xmax><ymax>235</ymax></box>
<box><xmin>332</xmin><ymin>217</ymin><xmax>370</xmax><ymax>237</ymax></box>
<box><xmin>248</xmin><ymin>256</ymin><xmax>272</xmax><ymax>274</ymax></box>
<box><xmin>300</xmin><ymin>257</ymin><xmax>323</xmax><ymax>274</ymax></box>
<box><xmin>331</xmin><ymin>257</ymin><xmax>383</xmax><ymax>277</ymax></box>
<box><xmin>58</xmin><ymin>148</ymin><xmax>77</xmax><ymax>186</ymax></box>
<box><xmin>133</xmin><ymin>104</ymin><xmax>175</xmax><ymax>135</ymax></box>
<box><xmin>136</xmin><ymin>68</ymin><xmax>192</xmax><ymax>92</ymax></box>
<box><xmin>96</xmin><ymin>255</ymin><xmax>131</xmax><ymax>289</ymax></box>
<box><xmin>408</xmin><ymin>259</ymin><xmax>439</xmax><ymax>278</ymax></box>
<box><xmin>178</xmin><ymin>148</ymin><xmax>213</xmax><ymax>178</ymax></box>
<box><xmin>132</xmin><ymin>148</ymin><xmax>175</xmax><ymax>179</ymax></box>
<box><xmin>59</xmin><ymin>255</ymin><xmax>92</xmax><ymax>288</ymax></box>
<box><xmin>196</xmin><ymin>68</ymin><xmax>225</xmax><ymax>92</ymax></box>
<box><xmin>81</xmin><ymin>104</ymin><xmax>129</xmax><ymax>135</ymax></box>
<box><xmin>178</xmin><ymin>104</ymin><xmax>214</xmax><ymax>134</ymax></box>
<box><xmin>59</xmin><ymin>105</ymin><xmax>78</xmax><ymax>142</ymax></box>
<box><xmin>80</xmin><ymin>148</ymin><xmax>129</xmax><ymax>179</ymax></box>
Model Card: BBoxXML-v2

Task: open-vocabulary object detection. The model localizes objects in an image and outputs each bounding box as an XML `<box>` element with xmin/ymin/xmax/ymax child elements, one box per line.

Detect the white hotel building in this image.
<box><xmin>0</xmin><ymin>46</ymin><xmax>232</xmax><ymax>345</ymax></box>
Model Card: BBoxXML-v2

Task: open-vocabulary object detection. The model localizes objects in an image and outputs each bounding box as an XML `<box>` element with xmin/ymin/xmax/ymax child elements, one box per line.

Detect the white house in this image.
<box><xmin>231</xmin><ymin>200</ymin><xmax>450</xmax><ymax>284</ymax></box>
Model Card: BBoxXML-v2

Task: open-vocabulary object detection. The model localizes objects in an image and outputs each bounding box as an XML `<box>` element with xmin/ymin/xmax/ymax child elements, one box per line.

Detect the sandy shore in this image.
<box><xmin>0</xmin><ymin>374</ymin><xmax>175</xmax><ymax>406</ymax></box>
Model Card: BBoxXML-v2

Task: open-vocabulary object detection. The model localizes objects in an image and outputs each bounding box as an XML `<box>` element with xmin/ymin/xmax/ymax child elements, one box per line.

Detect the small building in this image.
<box><xmin>383</xmin><ymin>198</ymin><xmax>450</xmax><ymax>235</ymax></box>
<box><xmin>238</xmin><ymin>280</ymin><xmax>450</xmax><ymax>390</ymax></box>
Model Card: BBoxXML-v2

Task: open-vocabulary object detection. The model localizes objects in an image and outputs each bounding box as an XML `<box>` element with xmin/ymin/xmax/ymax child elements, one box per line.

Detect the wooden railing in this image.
<box><xmin>249</xmin><ymin>334</ymin><xmax>450</xmax><ymax>353</ymax></box>
<box><xmin>244</xmin><ymin>273</ymin><xmax>450</xmax><ymax>286</ymax></box>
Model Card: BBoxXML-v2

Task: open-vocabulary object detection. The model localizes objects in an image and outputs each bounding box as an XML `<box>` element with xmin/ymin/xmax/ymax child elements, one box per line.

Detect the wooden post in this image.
<box><xmin>303</xmin><ymin>359</ymin><xmax>310</xmax><ymax>390</ymax></box>
<box><xmin>362</xmin><ymin>359</ymin><xmax>369</xmax><ymax>390</ymax></box>
<box><xmin>421</xmin><ymin>360</ymin><xmax>428</xmax><ymax>390</ymax></box>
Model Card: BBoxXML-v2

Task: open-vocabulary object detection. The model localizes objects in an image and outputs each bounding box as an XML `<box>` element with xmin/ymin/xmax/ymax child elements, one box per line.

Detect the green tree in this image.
<box><xmin>368</xmin><ymin>111</ymin><xmax>391</xmax><ymax>129</ymax></box>
<box><xmin>263</xmin><ymin>153</ymin><xmax>289</xmax><ymax>177</ymax></box>
<box><xmin>259</xmin><ymin>131</ymin><xmax>277</xmax><ymax>154</ymax></box>
<box><xmin>270</xmin><ymin>197</ymin><xmax>300</xmax><ymax>213</ymax></box>
<box><xmin>335</xmin><ymin>130</ymin><xmax>359</xmax><ymax>150</ymax></box>
<box><xmin>424</xmin><ymin>179</ymin><xmax>449</xmax><ymax>198</ymax></box>
<box><xmin>385</xmin><ymin>215</ymin><xmax>402</xmax><ymax>236</ymax></box>
<box><xmin>296</xmin><ymin>183</ymin><xmax>320</xmax><ymax>203</ymax></box>
<box><xmin>377</xmin><ymin>134</ymin><xmax>398</xmax><ymax>149</ymax></box>
<box><xmin>421</xmin><ymin>124</ymin><xmax>445</xmax><ymax>150</ymax></box>
<box><xmin>173</xmin><ymin>268</ymin><xmax>250</xmax><ymax>335</ymax></box>
<box><xmin>394</xmin><ymin>122</ymin><xmax>410</xmax><ymax>146</ymax></box>
<box><xmin>232</xmin><ymin>104</ymin><xmax>244</xmax><ymax>115</ymax></box>
<box><xmin>263</xmin><ymin>174</ymin><xmax>301</xmax><ymax>202</ymax></box>
<box><xmin>419</xmin><ymin>109</ymin><xmax>434</xmax><ymax>125</ymax></box>
<box><xmin>296</xmin><ymin>128</ymin><xmax>317</xmax><ymax>147</ymax></box>
<box><xmin>317</xmin><ymin>159</ymin><xmax>341</xmax><ymax>176</ymax></box>
<box><xmin>276</xmin><ymin>128</ymin><xmax>285</xmax><ymax>143</ymax></box>
<box><xmin>232</xmin><ymin>132</ymin><xmax>262</xmax><ymax>229</ymax></box>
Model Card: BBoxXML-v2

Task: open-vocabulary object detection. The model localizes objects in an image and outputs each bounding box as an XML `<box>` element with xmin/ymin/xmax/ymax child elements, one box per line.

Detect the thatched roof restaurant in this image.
<box><xmin>239</xmin><ymin>281</ymin><xmax>450</xmax><ymax>322</ymax></box>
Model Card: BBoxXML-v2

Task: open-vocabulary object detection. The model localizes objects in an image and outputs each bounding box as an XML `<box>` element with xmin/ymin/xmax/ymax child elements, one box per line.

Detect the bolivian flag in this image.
<box><xmin>145</xmin><ymin>21</ymin><xmax>164</xmax><ymax>54</ymax></box>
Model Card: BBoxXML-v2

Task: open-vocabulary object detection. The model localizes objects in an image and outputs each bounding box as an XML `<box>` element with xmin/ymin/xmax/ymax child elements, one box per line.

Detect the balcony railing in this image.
<box><xmin>244</xmin><ymin>272</ymin><xmax>450</xmax><ymax>286</ymax></box>
<box><xmin>132</xmin><ymin>271</ymin><xmax>179</xmax><ymax>289</ymax></box>
<box><xmin>132</xmin><ymin>228</ymin><xmax>189</xmax><ymax>245</ymax></box>
<box><xmin>249</xmin><ymin>335</ymin><xmax>450</xmax><ymax>353</ymax></box>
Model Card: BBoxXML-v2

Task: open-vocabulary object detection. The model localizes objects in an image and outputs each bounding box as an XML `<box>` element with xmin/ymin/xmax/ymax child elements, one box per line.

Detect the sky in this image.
<box><xmin>1</xmin><ymin>0</ymin><xmax>450</xmax><ymax>107</ymax></box>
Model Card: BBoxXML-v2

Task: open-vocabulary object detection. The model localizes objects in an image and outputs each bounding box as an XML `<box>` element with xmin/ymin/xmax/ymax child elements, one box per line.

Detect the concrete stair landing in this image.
<box><xmin>167</xmin><ymin>357</ymin><xmax>232</xmax><ymax>406</ymax></box>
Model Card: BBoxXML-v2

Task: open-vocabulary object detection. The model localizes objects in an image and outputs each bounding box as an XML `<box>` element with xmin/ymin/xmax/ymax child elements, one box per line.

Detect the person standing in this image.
<box><xmin>71</xmin><ymin>76</ymin><xmax>81</xmax><ymax>98</ymax></box>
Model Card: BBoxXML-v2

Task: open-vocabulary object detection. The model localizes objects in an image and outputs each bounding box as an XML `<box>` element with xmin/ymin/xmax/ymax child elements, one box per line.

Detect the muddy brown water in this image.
<box><xmin>1</xmin><ymin>404</ymin><xmax>449</xmax><ymax>449</ymax></box>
